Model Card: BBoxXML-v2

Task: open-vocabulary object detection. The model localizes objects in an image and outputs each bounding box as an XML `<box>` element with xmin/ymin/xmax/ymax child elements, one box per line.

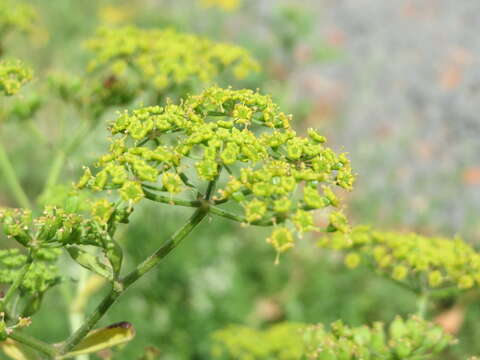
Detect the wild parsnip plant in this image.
<box><xmin>0</xmin><ymin>2</ymin><xmax>474</xmax><ymax>359</ymax></box>
<box><xmin>0</xmin><ymin>81</ymin><xmax>353</xmax><ymax>358</ymax></box>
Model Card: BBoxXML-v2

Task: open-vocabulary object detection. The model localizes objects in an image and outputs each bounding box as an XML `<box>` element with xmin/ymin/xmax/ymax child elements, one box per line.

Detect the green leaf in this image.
<box><xmin>66</xmin><ymin>246</ymin><xmax>113</xmax><ymax>281</ymax></box>
<box><xmin>62</xmin><ymin>322</ymin><xmax>135</xmax><ymax>358</ymax></box>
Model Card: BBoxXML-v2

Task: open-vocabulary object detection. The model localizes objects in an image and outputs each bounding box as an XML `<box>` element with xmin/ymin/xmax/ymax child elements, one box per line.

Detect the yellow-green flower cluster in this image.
<box><xmin>78</xmin><ymin>86</ymin><xmax>354</xmax><ymax>256</ymax></box>
<box><xmin>0</xmin><ymin>204</ymin><xmax>113</xmax><ymax>248</ymax></box>
<box><xmin>0</xmin><ymin>248</ymin><xmax>61</xmax><ymax>295</ymax></box>
<box><xmin>0</xmin><ymin>60</ymin><xmax>32</xmax><ymax>96</ymax></box>
<box><xmin>211</xmin><ymin>316</ymin><xmax>453</xmax><ymax>360</ymax></box>
<box><xmin>1</xmin><ymin>199</ymin><xmax>128</xmax><ymax>284</ymax></box>
<box><xmin>85</xmin><ymin>26</ymin><xmax>259</xmax><ymax>91</ymax></box>
<box><xmin>0</xmin><ymin>0</ymin><xmax>36</xmax><ymax>37</ymax></box>
<box><xmin>320</xmin><ymin>225</ymin><xmax>480</xmax><ymax>292</ymax></box>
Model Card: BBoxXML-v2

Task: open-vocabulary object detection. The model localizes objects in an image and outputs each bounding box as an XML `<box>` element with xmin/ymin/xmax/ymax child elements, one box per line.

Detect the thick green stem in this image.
<box><xmin>122</xmin><ymin>205</ymin><xmax>209</xmax><ymax>288</ymax></box>
<box><xmin>59</xmin><ymin>287</ymin><xmax>121</xmax><ymax>356</ymax></box>
<box><xmin>0</xmin><ymin>141</ymin><xmax>31</xmax><ymax>209</ymax></box>
<box><xmin>8</xmin><ymin>331</ymin><xmax>57</xmax><ymax>359</ymax></box>
<box><xmin>59</xmin><ymin>206</ymin><xmax>209</xmax><ymax>355</ymax></box>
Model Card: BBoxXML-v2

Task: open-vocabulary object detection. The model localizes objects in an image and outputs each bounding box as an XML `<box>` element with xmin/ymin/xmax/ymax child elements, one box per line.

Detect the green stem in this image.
<box><xmin>69</xmin><ymin>268</ymin><xmax>89</xmax><ymax>360</ymax></box>
<box><xmin>0</xmin><ymin>141</ymin><xmax>31</xmax><ymax>209</ymax></box>
<box><xmin>41</xmin><ymin>121</ymin><xmax>92</xmax><ymax>197</ymax></box>
<box><xmin>43</xmin><ymin>150</ymin><xmax>66</xmax><ymax>195</ymax></box>
<box><xmin>143</xmin><ymin>188</ymin><xmax>201</xmax><ymax>207</ymax></box>
<box><xmin>59</xmin><ymin>205</ymin><xmax>209</xmax><ymax>355</ymax></box>
<box><xmin>26</xmin><ymin>121</ymin><xmax>47</xmax><ymax>145</ymax></box>
<box><xmin>417</xmin><ymin>292</ymin><xmax>429</xmax><ymax>318</ymax></box>
<box><xmin>121</xmin><ymin>205</ymin><xmax>209</xmax><ymax>288</ymax></box>
<box><xmin>1</xmin><ymin>251</ymin><xmax>33</xmax><ymax>307</ymax></box>
<box><xmin>59</xmin><ymin>288</ymin><xmax>121</xmax><ymax>356</ymax></box>
<box><xmin>209</xmin><ymin>206</ymin><xmax>276</xmax><ymax>226</ymax></box>
<box><xmin>8</xmin><ymin>331</ymin><xmax>57</xmax><ymax>359</ymax></box>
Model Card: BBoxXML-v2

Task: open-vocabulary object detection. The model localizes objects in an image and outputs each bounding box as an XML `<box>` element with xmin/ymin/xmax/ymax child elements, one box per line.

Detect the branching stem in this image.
<box><xmin>59</xmin><ymin>205</ymin><xmax>209</xmax><ymax>355</ymax></box>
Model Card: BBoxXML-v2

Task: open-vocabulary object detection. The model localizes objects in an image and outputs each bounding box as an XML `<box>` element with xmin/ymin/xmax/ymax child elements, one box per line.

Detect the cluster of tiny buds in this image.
<box><xmin>0</xmin><ymin>197</ymin><xmax>126</xmax><ymax>295</ymax></box>
<box><xmin>77</xmin><ymin>86</ymin><xmax>355</xmax><ymax>259</ymax></box>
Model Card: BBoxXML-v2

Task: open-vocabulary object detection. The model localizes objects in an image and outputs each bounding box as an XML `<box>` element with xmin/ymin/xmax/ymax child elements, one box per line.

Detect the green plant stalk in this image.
<box><xmin>26</xmin><ymin>121</ymin><xmax>47</xmax><ymax>145</ymax></box>
<box><xmin>417</xmin><ymin>292</ymin><xmax>429</xmax><ymax>318</ymax></box>
<box><xmin>143</xmin><ymin>188</ymin><xmax>202</xmax><ymax>207</ymax></box>
<box><xmin>69</xmin><ymin>268</ymin><xmax>89</xmax><ymax>360</ymax></box>
<box><xmin>42</xmin><ymin>120</ymin><xmax>93</xmax><ymax>197</ymax></box>
<box><xmin>209</xmin><ymin>205</ymin><xmax>275</xmax><ymax>226</ymax></box>
<box><xmin>59</xmin><ymin>205</ymin><xmax>209</xmax><ymax>355</ymax></box>
<box><xmin>8</xmin><ymin>331</ymin><xmax>57</xmax><ymax>359</ymax></box>
<box><xmin>43</xmin><ymin>149</ymin><xmax>66</xmax><ymax>194</ymax></box>
<box><xmin>0</xmin><ymin>141</ymin><xmax>31</xmax><ymax>209</ymax></box>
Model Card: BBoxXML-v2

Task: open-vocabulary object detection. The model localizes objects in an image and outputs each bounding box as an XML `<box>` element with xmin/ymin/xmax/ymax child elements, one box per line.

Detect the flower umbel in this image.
<box><xmin>79</xmin><ymin>86</ymin><xmax>355</xmax><ymax>258</ymax></box>
<box><xmin>320</xmin><ymin>225</ymin><xmax>480</xmax><ymax>293</ymax></box>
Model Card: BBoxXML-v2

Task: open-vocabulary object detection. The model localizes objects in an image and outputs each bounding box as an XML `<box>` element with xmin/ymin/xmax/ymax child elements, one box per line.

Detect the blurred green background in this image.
<box><xmin>1</xmin><ymin>0</ymin><xmax>480</xmax><ymax>358</ymax></box>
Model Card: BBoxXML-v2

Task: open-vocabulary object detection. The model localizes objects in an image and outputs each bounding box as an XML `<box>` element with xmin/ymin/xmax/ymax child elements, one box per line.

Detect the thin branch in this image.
<box><xmin>8</xmin><ymin>331</ymin><xmax>57</xmax><ymax>359</ymax></box>
<box><xmin>143</xmin><ymin>188</ymin><xmax>201</xmax><ymax>207</ymax></box>
<box><xmin>41</xmin><ymin>120</ymin><xmax>93</xmax><ymax>198</ymax></box>
<box><xmin>0</xmin><ymin>141</ymin><xmax>31</xmax><ymax>209</ymax></box>
<box><xmin>209</xmin><ymin>205</ymin><xmax>276</xmax><ymax>226</ymax></box>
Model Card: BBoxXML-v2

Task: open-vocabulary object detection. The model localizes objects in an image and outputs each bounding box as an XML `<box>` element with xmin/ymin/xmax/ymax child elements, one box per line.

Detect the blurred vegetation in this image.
<box><xmin>0</xmin><ymin>0</ymin><xmax>479</xmax><ymax>359</ymax></box>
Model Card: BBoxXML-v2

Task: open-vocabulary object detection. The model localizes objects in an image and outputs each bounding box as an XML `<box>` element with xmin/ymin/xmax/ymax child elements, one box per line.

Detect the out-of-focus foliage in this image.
<box><xmin>0</xmin><ymin>0</ymin><xmax>36</xmax><ymax>38</ymax></box>
<box><xmin>85</xmin><ymin>26</ymin><xmax>259</xmax><ymax>92</ymax></box>
<box><xmin>199</xmin><ymin>0</ymin><xmax>241</xmax><ymax>12</ymax></box>
<box><xmin>211</xmin><ymin>316</ymin><xmax>454</xmax><ymax>359</ymax></box>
